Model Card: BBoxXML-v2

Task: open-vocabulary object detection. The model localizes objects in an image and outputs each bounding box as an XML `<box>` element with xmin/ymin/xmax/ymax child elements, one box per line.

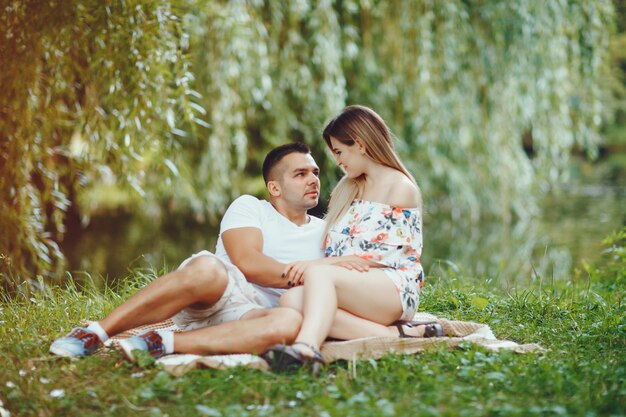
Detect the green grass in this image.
<box><xmin>1</xmin><ymin>231</ymin><xmax>625</xmax><ymax>417</ymax></box>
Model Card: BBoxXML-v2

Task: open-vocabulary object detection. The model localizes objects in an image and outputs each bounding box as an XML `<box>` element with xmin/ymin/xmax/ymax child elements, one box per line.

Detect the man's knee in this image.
<box><xmin>180</xmin><ymin>256</ymin><xmax>228</xmax><ymax>297</ymax></box>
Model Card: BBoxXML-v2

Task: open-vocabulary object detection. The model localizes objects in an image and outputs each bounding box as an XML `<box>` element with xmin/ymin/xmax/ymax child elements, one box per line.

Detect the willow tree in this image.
<box><xmin>0</xmin><ymin>0</ymin><xmax>618</xmax><ymax>287</ymax></box>
<box><xmin>344</xmin><ymin>1</ymin><xmax>616</xmax><ymax>221</ymax></box>
<box><xmin>177</xmin><ymin>0</ymin><xmax>617</xmax><ymax>282</ymax></box>
<box><xmin>0</xmin><ymin>1</ymin><xmax>202</xmax><ymax>288</ymax></box>
<box><xmin>177</xmin><ymin>0</ymin><xmax>347</xmax><ymax>214</ymax></box>
<box><xmin>178</xmin><ymin>0</ymin><xmax>616</xmax><ymax>218</ymax></box>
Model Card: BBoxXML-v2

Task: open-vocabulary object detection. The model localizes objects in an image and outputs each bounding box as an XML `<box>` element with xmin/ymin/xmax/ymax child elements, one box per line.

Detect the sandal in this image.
<box><xmin>262</xmin><ymin>342</ymin><xmax>325</xmax><ymax>374</ymax></box>
<box><xmin>395</xmin><ymin>320</ymin><xmax>444</xmax><ymax>338</ymax></box>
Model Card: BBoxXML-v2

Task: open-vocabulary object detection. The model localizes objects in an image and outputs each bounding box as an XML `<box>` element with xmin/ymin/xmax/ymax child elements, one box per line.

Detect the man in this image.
<box><xmin>50</xmin><ymin>142</ymin><xmax>325</xmax><ymax>360</ymax></box>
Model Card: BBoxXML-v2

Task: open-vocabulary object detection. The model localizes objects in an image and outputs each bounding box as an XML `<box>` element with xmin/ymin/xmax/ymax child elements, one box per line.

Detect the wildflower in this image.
<box><xmin>49</xmin><ymin>389</ymin><xmax>65</xmax><ymax>398</ymax></box>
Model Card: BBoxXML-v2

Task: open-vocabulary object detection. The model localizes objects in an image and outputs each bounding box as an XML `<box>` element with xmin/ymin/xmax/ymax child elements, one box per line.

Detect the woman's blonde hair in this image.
<box><xmin>322</xmin><ymin>105</ymin><xmax>420</xmax><ymax>238</ymax></box>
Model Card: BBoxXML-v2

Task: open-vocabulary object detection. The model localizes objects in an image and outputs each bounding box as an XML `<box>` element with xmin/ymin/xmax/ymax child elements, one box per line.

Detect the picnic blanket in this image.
<box><xmin>100</xmin><ymin>313</ymin><xmax>545</xmax><ymax>377</ymax></box>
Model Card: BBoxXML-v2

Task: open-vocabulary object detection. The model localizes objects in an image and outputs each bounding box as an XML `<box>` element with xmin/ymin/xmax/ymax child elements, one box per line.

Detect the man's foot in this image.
<box><xmin>49</xmin><ymin>327</ymin><xmax>103</xmax><ymax>358</ymax></box>
<box><xmin>118</xmin><ymin>331</ymin><xmax>166</xmax><ymax>362</ymax></box>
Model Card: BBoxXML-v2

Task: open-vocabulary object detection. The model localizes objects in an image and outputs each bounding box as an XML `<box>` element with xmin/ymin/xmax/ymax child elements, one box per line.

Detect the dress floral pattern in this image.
<box><xmin>325</xmin><ymin>200</ymin><xmax>424</xmax><ymax>321</ymax></box>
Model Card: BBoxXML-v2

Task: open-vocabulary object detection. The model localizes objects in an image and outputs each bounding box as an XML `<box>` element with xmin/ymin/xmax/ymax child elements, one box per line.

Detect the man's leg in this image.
<box><xmin>172</xmin><ymin>308</ymin><xmax>303</xmax><ymax>355</ymax></box>
<box><xmin>51</xmin><ymin>255</ymin><xmax>229</xmax><ymax>357</ymax></box>
<box><xmin>99</xmin><ymin>256</ymin><xmax>228</xmax><ymax>336</ymax></box>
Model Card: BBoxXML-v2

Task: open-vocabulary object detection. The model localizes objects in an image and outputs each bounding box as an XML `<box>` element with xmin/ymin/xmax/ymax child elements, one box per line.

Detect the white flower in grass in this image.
<box><xmin>0</xmin><ymin>399</ymin><xmax>10</xmax><ymax>417</ymax></box>
<box><xmin>49</xmin><ymin>389</ymin><xmax>65</xmax><ymax>398</ymax></box>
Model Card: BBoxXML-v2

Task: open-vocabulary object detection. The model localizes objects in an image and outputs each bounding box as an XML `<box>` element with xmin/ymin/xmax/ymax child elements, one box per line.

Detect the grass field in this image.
<box><xmin>1</xmin><ymin>229</ymin><xmax>624</xmax><ymax>417</ymax></box>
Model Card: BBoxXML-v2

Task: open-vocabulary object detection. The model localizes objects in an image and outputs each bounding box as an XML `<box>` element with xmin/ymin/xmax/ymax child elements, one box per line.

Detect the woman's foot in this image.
<box><xmin>390</xmin><ymin>321</ymin><xmax>444</xmax><ymax>338</ymax></box>
<box><xmin>290</xmin><ymin>341</ymin><xmax>320</xmax><ymax>359</ymax></box>
<box><xmin>262</xmin><ymin>342</ymin><xmax>325</xmax><ymax>374</ymax></box>
<box><xmin>389</xmin><ymin>323</ymin><xmax>424</xmax><ymax>337</ymax></box>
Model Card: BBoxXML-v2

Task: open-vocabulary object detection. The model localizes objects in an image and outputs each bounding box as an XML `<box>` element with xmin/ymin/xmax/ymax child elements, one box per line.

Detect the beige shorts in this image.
<box><xmin>171</xmin><ymin>250</ymin><xmax>266</xmax><ymax>330</ymax></box>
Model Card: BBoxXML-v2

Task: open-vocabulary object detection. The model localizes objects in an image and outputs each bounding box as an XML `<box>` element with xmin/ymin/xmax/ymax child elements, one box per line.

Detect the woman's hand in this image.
<box><xmin>282</xmin><ymin>259</ymin><xmax>325</xmax><ymax>287</ymax></box>
<box><xmin>282</xmin><ymin>256</ymin><xmax>373</xmax><ymax>287</ymax></box>
<box><xmin>331</xmin><ymin>258</ymin><xmax>370</xmax><ymax>273</ymax></box>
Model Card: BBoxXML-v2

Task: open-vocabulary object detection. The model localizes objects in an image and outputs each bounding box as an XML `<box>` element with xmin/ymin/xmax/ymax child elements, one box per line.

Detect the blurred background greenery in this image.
<box><xmin>1</xmin><ymin>0</ymin><xmax>624</xmax><ymax>293</ymax></box>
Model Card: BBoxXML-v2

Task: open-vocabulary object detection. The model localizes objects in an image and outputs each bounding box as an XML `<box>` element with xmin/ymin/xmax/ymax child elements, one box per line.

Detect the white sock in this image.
<box><xmin>156</xmin><ymin>330</ymin><xmax>174</xmax><ymax>354</ymax></box>
<box><xmin>87</xmin><ymin>322</ymin><xmax>109</xmax><ymax>343</ymax></box>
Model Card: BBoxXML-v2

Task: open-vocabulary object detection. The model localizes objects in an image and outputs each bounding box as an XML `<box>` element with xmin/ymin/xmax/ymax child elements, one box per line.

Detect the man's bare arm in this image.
<box><xmin>222</xmin><ymin>227</ymin><xmax>288</xmax><ymax>288</ymax></box>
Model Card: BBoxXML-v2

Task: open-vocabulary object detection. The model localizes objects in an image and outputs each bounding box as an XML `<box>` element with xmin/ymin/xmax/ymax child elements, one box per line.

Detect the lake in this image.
<box><xmin>63</xmin><ymin>158</ymin><xmax>625</xmax><ymax>288</ymax></box>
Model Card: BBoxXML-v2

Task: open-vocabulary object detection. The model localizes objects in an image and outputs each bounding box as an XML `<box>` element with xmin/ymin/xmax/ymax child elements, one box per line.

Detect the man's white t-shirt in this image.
<box><xmin>214</xmin><ymin>195</ymin><xmax>326</xmax><ymax>307</ymax></box>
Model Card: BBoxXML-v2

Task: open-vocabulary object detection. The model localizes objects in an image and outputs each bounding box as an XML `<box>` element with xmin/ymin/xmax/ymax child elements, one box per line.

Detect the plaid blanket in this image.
<box><xmin>95</xmin><ymin>312</ymin><xmax>545</xmax><ymax>376</ymax></box>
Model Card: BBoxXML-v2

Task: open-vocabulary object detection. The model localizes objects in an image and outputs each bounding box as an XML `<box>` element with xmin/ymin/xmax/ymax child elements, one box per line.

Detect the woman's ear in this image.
<box><xmin>267</xmin><ymin>180</ymin><xmax>281</xmax><ymax>197</ymax></box>
<box><xmin>356</xmin><ymin>140</ymin><xmax>366</xmax><ymax>155</ymax></box>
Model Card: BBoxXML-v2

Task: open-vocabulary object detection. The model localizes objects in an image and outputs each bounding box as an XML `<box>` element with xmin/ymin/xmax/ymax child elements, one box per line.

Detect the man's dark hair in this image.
<box><xmin>262</xmin><ymin>142</ymin><xmax>311</xmax><ymax>184</ymax></box>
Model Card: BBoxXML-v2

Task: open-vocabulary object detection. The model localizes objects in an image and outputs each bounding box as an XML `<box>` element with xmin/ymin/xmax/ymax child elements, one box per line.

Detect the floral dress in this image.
<box><xmin>324</xmin><ymin>200</ymin><xmax>424</xmax><ymax>321</ymax></box>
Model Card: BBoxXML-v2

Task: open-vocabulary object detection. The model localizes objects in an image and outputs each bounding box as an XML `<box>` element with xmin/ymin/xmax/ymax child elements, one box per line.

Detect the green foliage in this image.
<box><xmin>181</xmin><ymin>0</ymin><xmax>619</xmax><ymax>221</ymax></box>
<box><xmin>0</xmin><ymin>1</ymin><xmax>200</xmax><ymax>285</ymax></box>
<box><xmin>177</xmin><ymin>0</ymin><xmax>348</xmax><ymax>213</ymax></box>
<box><xmin>343</xmin><ymin>0</ymin><xmax>617</xmax><ymax>220</ymax></box>
<box><xmin>607</xmin><ymin>0</ymin><xmax>626</xmax><ymax>145</ymax></box>
<box><xmin>0</xmin><ymin>0</ymin><xmax>621</xmax><ymax>285</ymax></box>
<box><xmin>583</xmin><ymin>226</ymin><xmax>626</xmax><ymax>290</ymax></box>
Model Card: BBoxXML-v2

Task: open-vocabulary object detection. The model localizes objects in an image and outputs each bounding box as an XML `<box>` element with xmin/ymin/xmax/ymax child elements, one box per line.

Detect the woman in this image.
<box><xmin>264</xmin><ymin>105</ymin><xmax>442</xmax><ymax>371</ymax></box>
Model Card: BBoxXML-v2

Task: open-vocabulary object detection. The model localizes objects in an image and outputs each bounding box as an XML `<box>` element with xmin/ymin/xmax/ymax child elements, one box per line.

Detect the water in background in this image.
<box><xmin>64</xmin><ymin>159</ymin><xmax>625</xmax><ymax>287</ymax></box>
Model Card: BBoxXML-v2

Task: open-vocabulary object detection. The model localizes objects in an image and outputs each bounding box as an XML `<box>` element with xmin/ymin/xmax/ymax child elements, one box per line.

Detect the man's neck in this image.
<box><xmin>269</xmin><ymin>200</ymin><xmax>310</xmax><ymax>226</ymax></box>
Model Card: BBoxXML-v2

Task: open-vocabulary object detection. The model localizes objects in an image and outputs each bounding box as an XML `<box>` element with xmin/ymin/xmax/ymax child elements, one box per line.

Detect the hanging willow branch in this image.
<box><xmin>0</xmin><ymin>1</ymin><xmax>200</xmax><ymax>287</ymax></box>
<box><xmin>182</xmin><ymin>0</ymin><xmax>616</xmax><ymax>222</ymax></box>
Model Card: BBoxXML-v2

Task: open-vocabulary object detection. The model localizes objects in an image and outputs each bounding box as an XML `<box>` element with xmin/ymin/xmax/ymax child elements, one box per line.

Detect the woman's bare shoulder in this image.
<box><xmin>385</xmin><ymin>174</ymin><xmax>421</xmax><ymax>208</ymax></box>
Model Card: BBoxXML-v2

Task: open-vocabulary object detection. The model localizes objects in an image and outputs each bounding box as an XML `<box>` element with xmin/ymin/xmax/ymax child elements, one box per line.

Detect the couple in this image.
<box><xmin>50</xmin><ymin>105</ymin><xmax>442</xmax><ymax>371</ymax></box>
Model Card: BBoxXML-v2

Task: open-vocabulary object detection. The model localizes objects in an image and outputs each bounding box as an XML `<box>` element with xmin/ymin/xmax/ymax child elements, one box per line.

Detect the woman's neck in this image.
<box><xmin>361</xmin><ymin>164</ymin><xmax>394</xmax><ymax>193</ymax></box>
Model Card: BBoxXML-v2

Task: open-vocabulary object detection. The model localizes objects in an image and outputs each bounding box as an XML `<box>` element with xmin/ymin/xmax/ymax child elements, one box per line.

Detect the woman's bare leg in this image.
<box><xmin>292</xmin><ymin>265</ymin><xmax>403</xmax><ymax>354</ymax></box>
<box><xmin>280</xmin><ymin>286</ymin><xmax>391</xmax><ymax>338</ymax></box>
<box><xmin>281</xmin><ymin>286</ymin><xmax>427</xmax><ymax>340</ymax></box>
